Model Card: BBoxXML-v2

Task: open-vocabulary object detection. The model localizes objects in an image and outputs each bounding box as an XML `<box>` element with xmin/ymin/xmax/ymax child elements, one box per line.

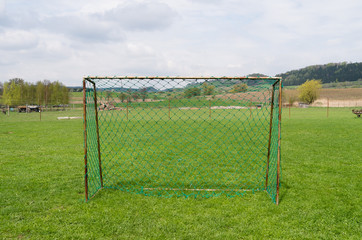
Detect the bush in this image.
<box><xmin>202</xmin><ymin>82</ymin><xmax>215</xmax><ymax>95</ymax></box>
<box><xmin>118</xmin><ymin>92</ymin><xmax>127</xmax><ymax>102</ymax></box>
<box><xmin>230</xmin><ymin>83</ymin><xmax>247</xmax><ymax>93</ymax></box>
<box><xmin>298</xmin><ymin>79</ymin><xmax>322</xmax><ymax>104</ymax></box>
<box><xmin>184</xmin><ymin>87</ymin><xmax>201</xmax><ymax>98</ymax></box>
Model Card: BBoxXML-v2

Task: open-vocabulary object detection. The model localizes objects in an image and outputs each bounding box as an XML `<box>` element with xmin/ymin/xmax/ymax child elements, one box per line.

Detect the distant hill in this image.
<box><xmin>67</xmin><ymin>64</ymin><xmax>362</xmax><ymax>90</ymax></box>
<box><xmin>277</xmin><ymin>62</ymin><xmax>362</xmax><ymax>86</ymax></box>
<box><xmin>184</xmin><ymin>73</ymin><xmax>272</xmax><ymax>89</ymax></box>
<box><xmin>103</xmin><ymin>86</ymin><xmax>159</xmax><ymax>92</ymax></box>
<box><xmin>68</xmin><ymin>86</ymin><xmax>158</xmax><ymax>92</ymax></box>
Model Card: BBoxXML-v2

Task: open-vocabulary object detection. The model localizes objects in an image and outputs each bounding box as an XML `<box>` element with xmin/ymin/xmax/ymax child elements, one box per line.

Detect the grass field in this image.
<box><xmin>0</xmin><ymin>108</ymin><xmax>361</xmax><ymax>239</ymax></box>
<box><xmin>89</xmin><ymin>107</ymin><xmax>277</xmax><ymax>201</ymax></box>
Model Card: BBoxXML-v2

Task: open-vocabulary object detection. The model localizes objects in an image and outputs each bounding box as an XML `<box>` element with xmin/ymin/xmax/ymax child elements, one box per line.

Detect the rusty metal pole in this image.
<box><xmin>83</xmin><ymin>78</ymin><xmax>89</xmax><ymax>201</ymax></box>
<box><xmin>249</xmin><ymin>101</ymin><xmax>252</xmax><ymax>118</ymax></box>
<box><xmin>276</xmin><ymin>80</ymin><xmax>282</xmax><ymax>205</ymax></box>
<box><xmin>126</xmin><ymin>98</ymin><xmax>129</xmax><ymax>121</ymax></box>
<box><xmin>265</xmin><ymin>84</ymin><xmax>276</xmax><ymax>190</ymax></box>
<box><xmin>327</xmin><ymin>98</ymin><xmax>329</xmax><ymax>118</ymax></box>
<box><xmin>93</xmin><ymin>82</ymin><xmax>104</xmax><ymax>188</ymax></box>
<box><xmin>168</xmin><ymin>99</ymin><xmax>171</xmax><ymax>120</ymax></box>
<box><xmin>209</xmin><ymin>99</ymin><xmax>211</xmax><ymax>119</ymax></box>
<box><xmin>289</xmin><ymin>103</ymin><xmax>291</xmax><ymax>119</ymax></box>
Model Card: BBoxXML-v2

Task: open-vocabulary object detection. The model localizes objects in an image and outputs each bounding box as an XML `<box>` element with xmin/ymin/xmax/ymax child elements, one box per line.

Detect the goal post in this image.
<box><xmin>83</xmin><ymin>76</ymin><xmax>282</xmax><ymax>204</ymax></box>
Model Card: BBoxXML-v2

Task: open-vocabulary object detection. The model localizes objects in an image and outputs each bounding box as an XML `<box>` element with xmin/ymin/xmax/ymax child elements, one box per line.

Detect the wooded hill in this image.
<box><xmin>63</xmin><ymin>64</ymin><xmax>362</xmax><ymax>90</ymax></box>
<box><xmin>277</xmin><ymin>62</ymin><xmax>362</xmax><ymax>86</ymax></box>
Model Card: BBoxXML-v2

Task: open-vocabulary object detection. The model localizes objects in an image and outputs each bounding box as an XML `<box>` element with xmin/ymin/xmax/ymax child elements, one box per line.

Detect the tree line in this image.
<box><xmin>277</xmin><ymin>62</ymin><xmax>362</xmax><ymax>86</ymax></box>
<box><xmin>0</xmin><ymin>78</ymin><xmax>69</xmax><ymax>107</ymax></box>
<box><xmin>184</xmin><ymin>82</ymin><xmax>247</xmax><ymax>98</ymax></box>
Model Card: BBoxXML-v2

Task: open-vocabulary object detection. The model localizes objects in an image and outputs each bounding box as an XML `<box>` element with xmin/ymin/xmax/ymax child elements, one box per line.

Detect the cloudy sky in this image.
<box><xmin>0</xmin><ymin>0</ymin><xmax>361</xmax><ymax>86</ymax></box>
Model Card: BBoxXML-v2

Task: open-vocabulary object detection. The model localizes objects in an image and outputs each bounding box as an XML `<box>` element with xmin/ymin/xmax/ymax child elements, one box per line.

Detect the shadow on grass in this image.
<box><xmin>278</xmin><ymin>181</ymin><xmax>290</xmax><ymax>204</ymax></box>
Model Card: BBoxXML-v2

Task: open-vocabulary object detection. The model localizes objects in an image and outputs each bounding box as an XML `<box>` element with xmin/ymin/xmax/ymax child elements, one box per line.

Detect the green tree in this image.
<box><xmin>2</xmin><ymin>82</ymin><xmax>10</xmax><ymax>105</ymax></box>
<box><xmin>43</xmin><ymin>80</ymin><xmax>51</xmax><ymax>106</ymax></box>
<box><xmin>27</xmin><ymin>84</ymin><xmax>37</xmax><ymax>105</ymax></box>
<box><xmin>132</xmin><ymin>92</ymin><xmax>140</xmax><ymax>101</ymax></box>
<box><xmin>202</xmin><ymin>82</ymin><xmax>215</xmax><ymax>95</ymax></box>
<box><xmin>0</xmin><ymin>82</ymin><xmax>3</xmax><ymax>96</ymax></box>
<box><xmin>118</xmin><ymin>92</ymin><xmax>127</xmax><ymax>102</ymax></box>
<box><xmin>2</xmin><ymin>79</ymin><xmax>69</xmax><ymax>107</ymax></box>
<box><xmin>126</xmin><ymin>89</ymin><xmax>132</xmax><ymax>102</ymax></box>
<box><xmin>140</xmin><ymin>88</ymin><xmax>147</xmax><ymax>102</ymax></box>
<box><xmin>12</xmin><ymin>81</ymin><xmax>21</xmax><ymax>105</ymax></box>
<box><xmin>36</xmin><ymin>81</ymin><xmax>45</xmax><ymax>105</ymax></box>
<box><xmin>184</xmin><ymin>87</ymin><xmax>201</xmax><ymax>98</ymax></box>
<box><xmin>9</xmin><ymin>78</ymin><xmax>24</xmax><ymax>105</ymax></box>
<box><xmin>50</xmin><ymin>81</ymin><xmax>62</xmax><ymax>105</ymax></box>
<box><xmin>3</xmin><ymin>81</ymin><xmax>21</xmax><ymax>106</ymax></box>
<box><xmin>152</xmin><ymin>94</ymin><xmax>159</xmax><ymax>100</ymax></box>
<box><xmin>104</xmin><ymin>91</ymin><xmax>112</xmax><ymax>103</ymax></box>
<box><xmin>0</xmin><ymin>82</ymin><xmax>3</xmax><ymax>105</ymax></box>
<box><xmin>298</xmin><ymin>79</ymin><xmax>322</xmax><ymax>104</ymax></box>
<box><xmin>9</xmin><ymin>78</ymin><xmax>24</xmax><ymax>85</ymax></box>
<box><xmin>21</xmin><ymin>82</ymin><xmax>30</xmax><ymax>105</ymax></box>
<box><xmin>61</xmin><ymin>86</ymin><xmax>69</xmax><ymax>104</ymax></box>
<box><xmin>19</xmin><ymin>81</ymin><xmax>34</xmax><ymax>105</ymax></box>
<box><xmin>230</xmin><ymin>83</ymin><xmax>247</xmax><ymax>93</ymax></box>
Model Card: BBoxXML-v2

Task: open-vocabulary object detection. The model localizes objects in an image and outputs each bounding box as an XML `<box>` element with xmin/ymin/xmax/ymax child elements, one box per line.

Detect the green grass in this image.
<box><xmin>0</xmin><ymin>108</ymin><xmax>361</xmax><ymax>239</ymax></box>
<box><xmin>114</xmin><ymin>98</ymin><xmax>251</xmax><ymax>108</ymax></box>
<box><xmin>91</xmin><ymin>107</ymin><xmax>274</xmax><ymax>199</ymax></box>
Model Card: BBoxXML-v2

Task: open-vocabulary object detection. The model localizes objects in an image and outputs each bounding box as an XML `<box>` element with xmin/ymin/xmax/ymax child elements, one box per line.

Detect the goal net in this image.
<box><xmin>83</xmin><ymin>76</ymin><xmax>282</xmax><ymax>204</ymax></box>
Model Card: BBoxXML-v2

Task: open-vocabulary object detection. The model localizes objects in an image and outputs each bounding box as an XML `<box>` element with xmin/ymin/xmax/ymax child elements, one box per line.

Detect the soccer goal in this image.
<box><xmin>83</xmin><ymin>76</ymin><xmax>282</xmax><ymax>204</ymax></box>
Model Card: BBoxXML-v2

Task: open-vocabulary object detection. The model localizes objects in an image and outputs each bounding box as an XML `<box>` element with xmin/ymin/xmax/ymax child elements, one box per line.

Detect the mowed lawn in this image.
<box><xmin>93</xmin><ymin>107</ymin><xmax>275</xmax><ymax>200</ymax></box>
<box><xmin>0</xmin><ymin>108</ymin><xmax>361</xmax><ymax>239</ymax></box>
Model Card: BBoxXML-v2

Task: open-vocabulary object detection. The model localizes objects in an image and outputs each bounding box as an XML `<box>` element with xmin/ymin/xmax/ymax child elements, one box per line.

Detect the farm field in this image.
<box><xmin>71</xmin><ymin>87</ymin><xmax>362</xmax><ymax>100</ymax></box>
<box><xmin>317</xmin><ymin>88</ymin><xmax>362</xmax><ymax>99</ymax></box>
<box><xmin>284</xmin><ymin>88</ymin><xmax>362</xmax><ymax>107</ymax></box>
<box><xmin>0</xmin><ymin>108</ymin><xmax>361</xmax><ymax>239</ymax></box>
<box><xmin>72</xmin><ymin>87</ymin><xmax>362</xmax><ymax>108</ymax></box>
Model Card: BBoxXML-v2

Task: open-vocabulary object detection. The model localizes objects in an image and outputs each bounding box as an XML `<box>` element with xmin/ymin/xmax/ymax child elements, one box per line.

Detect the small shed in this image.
<box><xmin>298</xmin><ymin>103</ymin><xmax>309</xmax><ymax>108</ymax></box>
<box><xmin>17</xmin><ymin>105</ymin><xmax>40</xmax><ymax>113</ymax></box>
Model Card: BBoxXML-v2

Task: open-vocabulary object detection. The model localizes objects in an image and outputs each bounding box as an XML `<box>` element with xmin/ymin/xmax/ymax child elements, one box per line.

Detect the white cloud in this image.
<box><xmin>43</xmin><ymin>14</ymin><xmax>125</xmax><ymax>43</ymax></box>
<box><xmin>0</xmin><ymin>0</ymin><xmax>4</xmax><ymax>15</ymax></box>
<box><xmin>126</xmin><ymin>43</ymin><xmax>156</xmax><ymax>57</ymax></box>
<box><xmin>0</xmin><ymin>30</ymin><xmax>38</xmax><ymax>50</ymax></box>
<box><xmin>103</xmin><ymin>2</ymin><xmax>178</xmax><ymax>31</ymax></box>
<box><xmin>0</xmin><ymin>0</ymin><xmax>362</xmax><ymax>85</ymax></box>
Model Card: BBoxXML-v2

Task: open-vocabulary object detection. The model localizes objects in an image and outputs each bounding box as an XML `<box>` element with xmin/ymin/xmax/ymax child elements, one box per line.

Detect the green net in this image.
<box><xmin>83</xmin><ymin>77</ymin><xmax>282</xmax><ymax>204</ymax></box>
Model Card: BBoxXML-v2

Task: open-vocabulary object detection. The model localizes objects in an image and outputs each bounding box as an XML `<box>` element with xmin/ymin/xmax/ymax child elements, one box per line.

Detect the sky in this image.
<box><xmin>0</xmin><ymin>0</ymin><xmax>362</xmax><ymax>86</ymax></box>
